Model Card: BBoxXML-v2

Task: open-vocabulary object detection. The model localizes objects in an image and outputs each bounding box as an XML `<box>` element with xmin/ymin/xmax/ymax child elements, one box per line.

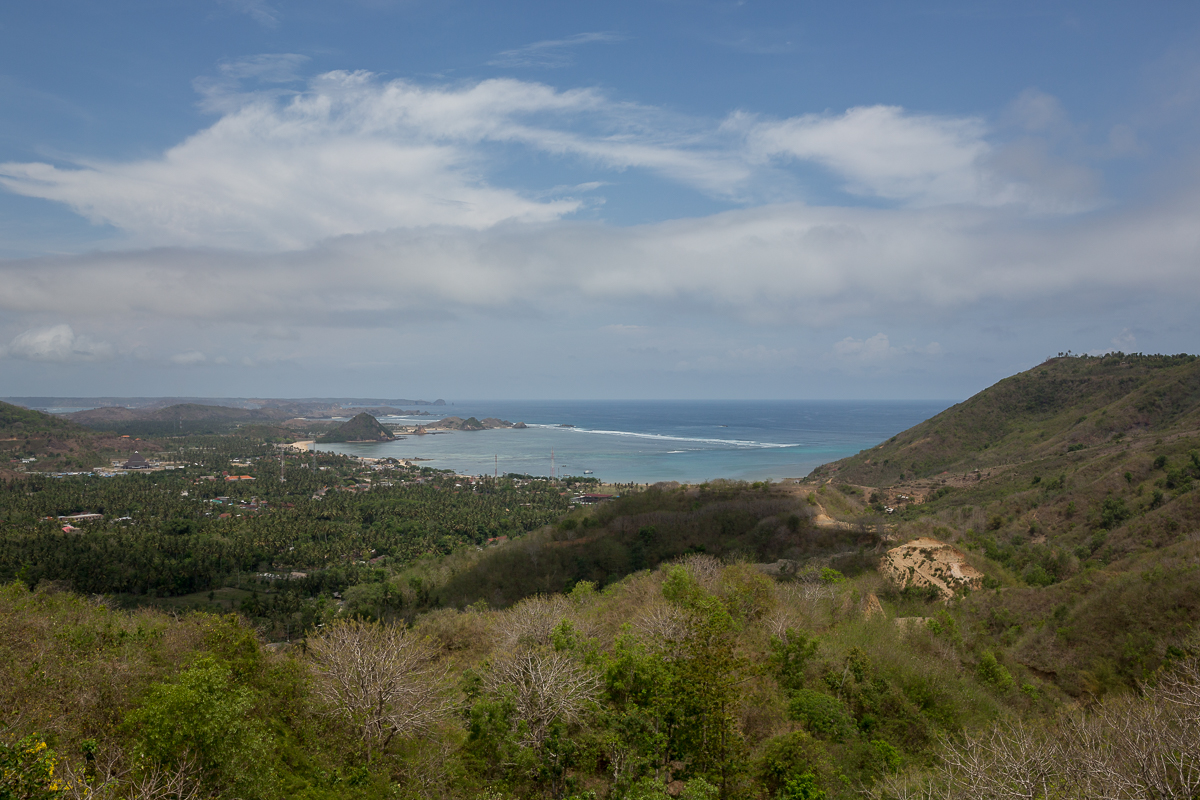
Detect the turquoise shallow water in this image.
<box><xmin>315</xmin><ymin>400</ymin><xmax>954</xmax><ymax>484</ymax></box>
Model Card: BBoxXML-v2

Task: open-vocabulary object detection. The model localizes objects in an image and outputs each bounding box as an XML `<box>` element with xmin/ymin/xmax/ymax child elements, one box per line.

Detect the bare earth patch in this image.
<box><xmin>880</xmin><ymin>537</ymin><xmax>983</xmax><ymax>600</ymax></box>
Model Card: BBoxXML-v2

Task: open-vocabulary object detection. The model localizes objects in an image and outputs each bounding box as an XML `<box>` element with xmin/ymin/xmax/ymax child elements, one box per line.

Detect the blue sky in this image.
<box><xmin>2</xmin><ymin>1</ymin><xmax>1200</xmax><ymax>400</ymax></box>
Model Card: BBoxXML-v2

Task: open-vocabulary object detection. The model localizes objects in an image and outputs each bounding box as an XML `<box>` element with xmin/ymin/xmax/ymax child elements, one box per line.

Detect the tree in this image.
<box><xmin>659</xmin><ymin>566</ymin><xmax>748</xmax><ymax>796</ymax></box>
<box><xmin>307</xmin><ymin>618</ymin><xmax>451</xmax><ymax>762</ymax></box>
<box><xmin>123</xmin><ymin>656</ymin><xmax>270</xmax><ymax>797</ymax></box>
<box><xmin>483</xmin><ymin>647</ymin><xmax>601</xmax><ymax>749</ymax></box>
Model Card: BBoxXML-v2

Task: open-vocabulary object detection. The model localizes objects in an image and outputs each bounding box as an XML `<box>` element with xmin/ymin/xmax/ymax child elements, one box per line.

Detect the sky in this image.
<box><xmin>2</xmin><ymin>1</ymin><xmax>1200</xmax><ymax>401</ymax></box>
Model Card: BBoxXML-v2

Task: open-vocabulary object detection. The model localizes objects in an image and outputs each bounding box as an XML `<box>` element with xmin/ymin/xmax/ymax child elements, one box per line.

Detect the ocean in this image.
<box><xmin>313</xmin><ymin>400</ymin><xmax>954</xmax><ymax>485</ymax></box>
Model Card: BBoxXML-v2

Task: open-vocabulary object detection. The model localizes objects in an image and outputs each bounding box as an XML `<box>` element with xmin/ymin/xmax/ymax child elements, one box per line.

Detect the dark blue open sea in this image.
<box><xmin>315</xmin><ymin>400</ymin><xmax>954</xmax><ymax>484</ymax></box>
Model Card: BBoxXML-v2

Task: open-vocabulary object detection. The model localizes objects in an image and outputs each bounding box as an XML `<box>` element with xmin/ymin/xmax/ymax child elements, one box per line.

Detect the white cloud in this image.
<box><xmin>1006</xmin><ymin>88</ymin><xmax>1074</xmax><ymax>135</ymax></box>
<box><xmin>219</xmin><ymin>0</ymin><xmax>279</xmax><ymax>28</ymax></box>
<box><xmin>1112</xmin><ymin>329</ymin><xmax>1137</xmax><ymax>349</ymax></box>
<box><xmin>169</xmin><ymin>350</ymin><xmax>208</xmax><ymax>366</ymax></box>
<box><xmin>489</xmin><ymin>32</ymin><xmax>626</xmax><ymax>68</ymax></box>
<box><xmin>3</xmin><ymin>179</ymin><xmax>1199</xmax><ymax>339</ymax></box>
<box><xmin>1</xmin><ymin>324</ymin><xmax>114</xmax><ymax>362</ymax></box>
<box><xmin>253</xmin><ymin>325</ymin><xmax>298</xmax><ymax>340</ymax></box>
<box><xmin>833</xmin><ymin>334</ymin><xmax>944</xmax><ymax>363</ymax></box>
<box><xmin>833</xmin><ymin>333</ymin><xmax>896</xmax><ymax>361</ymax></box>
<box><xmin>0</xmin><ymin>73</ymin><xmax>605</xmax><ymax>250</ymax></box>
<box><xmin>744</xmin><ymin>106</ymin><xmax>992</xmax><ymax>206</ymax></box>
<box><xmin>0</xmin><ymin>72</ymin><xmax>1096</xmax><ymax>252</ymax></box>
<box><xmin>191</xmin><ymin>54</ymin><xmax>312</xmax><ymax>114</ymax></box>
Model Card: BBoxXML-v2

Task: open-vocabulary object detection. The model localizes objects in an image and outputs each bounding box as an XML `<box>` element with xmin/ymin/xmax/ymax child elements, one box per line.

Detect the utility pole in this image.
<box><xmin>280</xmin><ymin>450</ymin><xmax>285</xmax><ymax>482</ymax></box>
<box><xmin>494</xmin><ymin>454</ymin><xmax>498</xmax><ymax>479</ymax></box>
<box><xmin>551</xmin><ymin>449</ymin><xmax>555</xmax><ymax>480</ymax></box>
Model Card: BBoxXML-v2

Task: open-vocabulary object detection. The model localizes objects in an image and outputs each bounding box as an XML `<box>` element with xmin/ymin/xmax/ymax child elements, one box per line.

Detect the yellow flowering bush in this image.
<box><xmin>0</xmin><ymin>734</ymin><xmax>69</xmax><ymax>800</ymax></box>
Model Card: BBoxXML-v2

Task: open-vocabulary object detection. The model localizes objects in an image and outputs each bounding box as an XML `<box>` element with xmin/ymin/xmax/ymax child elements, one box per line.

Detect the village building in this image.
<box><xmin>123</xmin><ymin>452</ymin><xmax>151</xmax><ymax>469</ymax></box>
<box><xmin>57</xmin><ymin>513</ymin><xmax>103</xmax><ymax>523</ymax></box>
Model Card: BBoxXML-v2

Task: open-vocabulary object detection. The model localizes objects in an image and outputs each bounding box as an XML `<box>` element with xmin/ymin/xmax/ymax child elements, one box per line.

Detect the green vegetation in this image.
<box><xmin>0</xmin><ymin>557</ymin><xmax>1011</xmax><ymax>800</ymax></box>
<box><xmin>816</xmin><ymin>352</ymin><xmax>1200</xmax><ymax>485</ymax></box>
<box><xmin>0</xmin><ymin>442</ymin><xmax>570</xmax><ymax>630</ymax></box>
<box><xmin>1</xmin><ymin>400</ymin><xmax>89</xmax><ymax>435</ymax></box>
<box><xmin>6</xmin><ymin>353</ymin><xmax>1200</xmax><ymax>798</ymax></box>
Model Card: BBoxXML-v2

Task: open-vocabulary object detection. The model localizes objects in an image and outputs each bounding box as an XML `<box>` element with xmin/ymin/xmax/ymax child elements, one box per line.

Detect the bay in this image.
<box><xmin>314</xmin><ymin>400</ymin><xmax>953</xmax><ymax>485</ymax></box>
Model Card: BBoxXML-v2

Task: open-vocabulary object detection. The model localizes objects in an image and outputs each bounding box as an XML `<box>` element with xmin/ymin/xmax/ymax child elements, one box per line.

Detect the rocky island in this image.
<box><xmin>314</xmin><ymin>412</ymin><xmax>396</xmax><ymax>443</ymax></box>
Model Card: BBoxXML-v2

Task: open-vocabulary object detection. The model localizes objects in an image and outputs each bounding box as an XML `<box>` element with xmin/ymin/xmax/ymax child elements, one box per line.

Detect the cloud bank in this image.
<box><xmin>0</xmin><ymin>72</ymin><xmax>1095</xmax><ymax>252</ymax></box>
<box><xmin>0</xmin><ymin>70</ymin><xmax>1189</xmax><ymax>393</ymax></box>
<box><xmin>1</xmin><ymin>324</ymin><xmax>115</xmax><ymax>362</ymax></box>
<box><xmin>2</xmin><ymin>188</ymin><xmax>1197</xmax><ymax>333</ymax></box>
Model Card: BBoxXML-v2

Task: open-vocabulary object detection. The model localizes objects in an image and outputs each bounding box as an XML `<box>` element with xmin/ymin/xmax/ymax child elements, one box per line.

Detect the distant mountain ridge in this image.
<box><xmin>67</xmin><ymin>403</ymin><xmax>294</xmax><ymax>425</ymax></box>
<box><xmin>4</xmin><ymin>396</ymin><xmax>448</xmax><ymax>412</ymax></box>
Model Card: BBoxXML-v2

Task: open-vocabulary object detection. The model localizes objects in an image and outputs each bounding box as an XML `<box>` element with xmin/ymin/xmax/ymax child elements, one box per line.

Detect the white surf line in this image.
<box><xmin>524</xmin><ymin>424</ymin><xmax>798</xmax><ymax>449</ymax></box>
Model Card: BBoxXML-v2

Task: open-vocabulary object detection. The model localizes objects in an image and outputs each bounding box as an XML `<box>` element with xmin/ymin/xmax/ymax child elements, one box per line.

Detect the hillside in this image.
<box><xmin>315</xmin><ymin>412</ymin><xmax>396</xmax><ymax>442</ymax></box>
<box><xmin>800</xmin><ymin>351</ymin><xmax>1200</xmax><ymax>695</ymax></box>
<box><xmin>68</xmin><ymin>402</ymin><xmax>294</xmax><ymax>425</ymax></box>
<box><xmin>0</xmin><ymin>400</ymin><xmax>90</xmax><ymax>435</ymax></box>
<box><xmin>813</xmin><ymin>353</ymin><xmax>1200</xmax><ymax>488</ymax></box>
<box><xmin>0</xmin><ymin>401</ymin><xmax>103</xmax><ymax>475</ymax></box>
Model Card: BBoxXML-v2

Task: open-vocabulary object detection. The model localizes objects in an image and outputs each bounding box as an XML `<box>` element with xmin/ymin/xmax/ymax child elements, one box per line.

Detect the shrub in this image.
<box><xmin>770</xmin><ymin>629</ymin><xmax>820</xmax><ymax>693</ymax></box>
<box><xmin>621</xmin><ymin>777</ymin><xmax>718</xmax><ymax>799</ymax></box>
<box><xmin>819</xmin><ymin>568</ymin><xmax>846</xmax><ymax>585</ymax></box>
<box><xmin>976</xmin><ymin>651</ymin><xmax>1014</xmax><ymax>691</ymax></box>
<box><xmin>788</xmin><ymin>690</ymin><xmax>855</xmax><ymax>741</ymax></box>
<box><xmin>1099</xmin><ymin>497</ymin><xmax>1131</xmax><ymax>529</ymax></box>
<box><xmin>1022</xmin><ymin>563</ymin><xmax>1055</xmax><ymax>587</ymax></box>
<box><xmin>779</xmin><ymin>772</ymin><xmax>827</xmax><ymax>800</ymax></box>
<box><xmin>0</xmin><ymin>734</ymin><xmax>69</xmax><ymax>800</ymax></box>
<box><xmin>124</xmin><ymin>655</ymin><xmax>272</xmax><ymax>795</ymax></box>
<box><xmin>755</xmin><ymin>731</ymin><xmax>831</xmax><ymax>798</ymax></box>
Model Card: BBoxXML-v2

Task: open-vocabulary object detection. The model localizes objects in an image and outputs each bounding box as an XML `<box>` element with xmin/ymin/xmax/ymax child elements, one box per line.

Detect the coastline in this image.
<box><xmin>311</xmin><ymin>399</ymin><xmax>952</xmax><ymax>485</ymax></box>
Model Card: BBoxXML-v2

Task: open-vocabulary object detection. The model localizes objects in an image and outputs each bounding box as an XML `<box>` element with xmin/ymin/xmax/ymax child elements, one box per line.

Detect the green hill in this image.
<box><xmin>813</xmin><ymin>352</ymin><xmax>1200</xmax><ymax>486</ymax></box>
<box><xmin>0</xmin><ymin>401</ymin><xmax>90</xmax><ymax>435</ymax></box>
<box><xmin>315</xmin><ymin>412</ymin><xmax>396</xmax><ymax>443</ymax></box>
<box><xmin>0</xmin><ymin>401</ymin><xmax>102</xmax><ymax>473</ymax></box>
<box><xmin>801</xmin><ymin>351</ymin><xmax>1200</xmax><ymax>697</ymax></box>
<box><xmin>64</xmin><ymin>402</ymin><xmax>298</xmax><ymax>436</ymax></box>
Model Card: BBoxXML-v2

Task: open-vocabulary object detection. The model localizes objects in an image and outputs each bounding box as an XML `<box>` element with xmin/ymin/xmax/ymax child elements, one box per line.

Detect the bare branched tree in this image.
<box><xmin>870</xmin><ymin>657</ymin><xmax>1200</xmax><ymax>800</ymax></box>
<box><xmin>126</xmin><ymin>755</ymin><xmax>205</xmax><ymax>800</ymax></box>
<box><xmin>762</xmin><ymin>605</ymin><xmax>807</xmax><ymax>642</ymax></box>
<box><xmin>676</xmin><ymin>553</ymin><xmax>723</xmax><ymax>591</ymax></box>
<box><xmin>870</xmin><ymin>772</ymin><xmax>953</xmax><ymax>800</ymax></box>
<box><xmin>307</xmin><ymin>619</ymin><xmax>452</xmax><ymax>761</ymax></box>
<box><xmin>1155</xmin><ymin>655</ymin><xmax>1200</xmax><ymax>714</ymax></box>
<box><xmin>632</xmin><ymin>599</ymin><xmax>689</xmax><ymax>645</ymax></box>
<box><xmin>492</xmin><ymin>594</ymin><xmax>574</xmax><ymax>650</ymax></box>
<box><xmin>484</xmin><ymin>648</ymin><xmax>601</xmax><ymax>748</ymax></box>
<box><xmin>58</xmin><ymin>745</ymin><xmax>129</xmax><ymax>800</ymax></box>
<box><xmin>940</xmin><ymin>719</ymin><xmax>1066</xmax><ymax>800</ymax></box>
<box><xmin>59</xmin><ymin>747</ymin><xmax>202</xmax><ymax>800</ymax></box>
<box><xmin>1070</xmin><ymin>676</ymin><xmax>1200</xmax><ymax>799</ymax></box>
